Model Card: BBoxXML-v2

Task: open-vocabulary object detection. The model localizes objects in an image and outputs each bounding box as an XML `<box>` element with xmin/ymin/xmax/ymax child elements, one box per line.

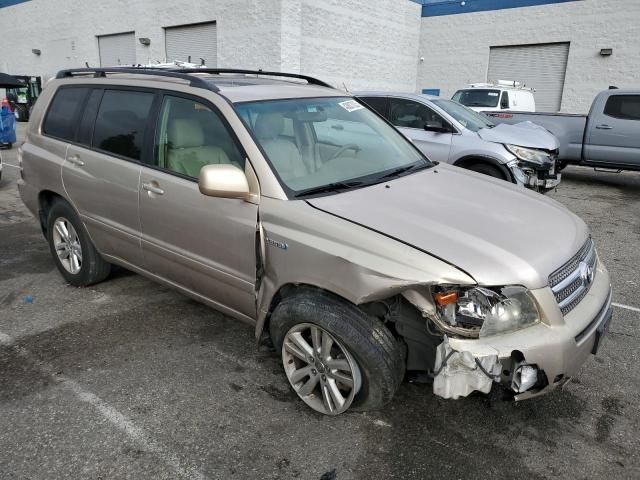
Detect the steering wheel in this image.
<box><xmin>328</xmin><ymin>144</ymin><xmax>360</xmax><ymax>161</ymax></box>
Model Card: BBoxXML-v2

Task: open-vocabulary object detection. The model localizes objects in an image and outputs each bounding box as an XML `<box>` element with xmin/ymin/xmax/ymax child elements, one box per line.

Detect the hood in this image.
<box><xmin>477</xmin><ymin>122</ymin><xmax>558</xmax><ymax>150</ymax></box>
<box><xmin>307</xmin><ymin>164</ymin><xmax>588</xmax><ymax>289</ymax></box>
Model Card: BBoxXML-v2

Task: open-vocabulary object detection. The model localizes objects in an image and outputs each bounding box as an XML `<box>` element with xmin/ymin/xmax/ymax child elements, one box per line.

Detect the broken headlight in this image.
<box><xmin>434</xmin><ymin>286</ymin><xmax>540</xmax><ymax>337</ymax></box>
<box><xmin>505</xmin><ymin>144</ymin><xmax>553</xmax><ymax>167</ymax></box>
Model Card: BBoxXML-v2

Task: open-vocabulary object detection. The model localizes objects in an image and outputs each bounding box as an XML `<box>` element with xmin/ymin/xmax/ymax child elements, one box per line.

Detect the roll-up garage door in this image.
<box><xmin>165</xmin><ymin>22</ymin><xmax>217</xmax><ymax>67</ymax></box>
<box><xmin>487</xmin><ymin>42</ymin><xmax>570</xmax><ymax>112</ymax></box>
<box><xmin>98</xmin><ymin>32</ymin><xmax>136</xmax><ymax>67</ymax></box>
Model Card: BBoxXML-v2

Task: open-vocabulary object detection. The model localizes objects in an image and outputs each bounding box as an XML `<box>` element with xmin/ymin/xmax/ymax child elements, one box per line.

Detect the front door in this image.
<box><xmin>584</xmin><ymin>94</ymin><xmax>640</xmax><ymax>167</ymax></box>
<box><xmin>138</xmin><ymin>93</ymin><xmax>258</xmax><ymax>319</ymax></box>
<box><xmin>388</xmin><ymin>98</ymin><xmax>453</xmax><ymax>163</ymax></box>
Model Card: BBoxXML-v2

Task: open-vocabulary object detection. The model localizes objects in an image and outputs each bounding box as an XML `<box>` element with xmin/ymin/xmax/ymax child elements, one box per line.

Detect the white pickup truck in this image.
<box><xmin>483</xmin><ymin>88</ymin><xmax>640</xmax><ymax>172</ymax></box>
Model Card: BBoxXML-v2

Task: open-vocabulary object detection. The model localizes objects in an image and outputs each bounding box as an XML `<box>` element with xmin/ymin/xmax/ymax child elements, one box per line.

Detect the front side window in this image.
<box><xmin>43</xmin><ymin>87</ymin><xmax>89</xmax><ymax>141</ymax></box>
<box><xmin>235</xmin><ymin>97</ymin><xmax>429</xmax><ymax>196</ymax></box>
<box><xmin>359</xmin><ymin>96</ymin><xmax>389</xmax><ymax>119</ymax></box>
<box><xmin>452</xmin><ymin>89</ymin><xmax>500</xmax><ymax>108</ymax></box>
<box><xmin>155</xmin><ymin>95</ymin><xmax>244</xmax><ymax>178</ymax></box>
<box><xmin>431</xmin><ymin>99</ymin><xmax>495</xmax><ymax>133</ymax></box>
<box><xmin>92</xmin><ymin>89</ymin><xmax>154</xmax><ymax>161</ymax></box>
<box><xmin>389</xmin><ymin>98</ymin><xmax>445</xmax><ymax>129</ymax></box>
<box><xmin>604</xmin><ymin>95</ymin><xmax>640</xmax><ymax>121</ymax></box>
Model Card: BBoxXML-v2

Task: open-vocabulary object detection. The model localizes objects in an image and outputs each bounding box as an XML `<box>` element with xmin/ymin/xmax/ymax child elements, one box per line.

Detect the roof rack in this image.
<box><xmin>170</xmin><ymin>68</ymin><xmax>335</xmax><ymax>89</ymax></box>
<box><xmin>55</xmin><ymin>67</ymin><xmax>218</xmax><ymax>91</ymax></box>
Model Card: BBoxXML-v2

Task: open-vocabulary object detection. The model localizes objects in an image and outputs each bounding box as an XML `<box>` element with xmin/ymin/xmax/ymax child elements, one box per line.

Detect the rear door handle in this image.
<box><xmin>67</xmin><ymin>154</ymin><xmax>85</xmax><ymax>166</ymax></box>
<box><xmin>142</xmin><ymin>182</ymin><xmax>164</xmax><ymax>195</ymax></box>
<box><xmin>595</xmin><ymin>124</ymin><xmax>613</xmax><ymax>130</ymax></box>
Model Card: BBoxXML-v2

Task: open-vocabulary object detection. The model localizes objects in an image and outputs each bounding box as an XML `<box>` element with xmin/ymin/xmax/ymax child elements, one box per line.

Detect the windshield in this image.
<box><xmin>452</xmin><ymin>89</ymin><xmax>500</xmax><ymax>108</ymax></box>
<box><xmin>432</xmin><ymin>99</ymin><xmax>495</xmax><ymax>133</ymax></box>
<box><xmin>235</xmin><ymin>97</ymin><xmax>430</xmax><ymax>197</ymax></box>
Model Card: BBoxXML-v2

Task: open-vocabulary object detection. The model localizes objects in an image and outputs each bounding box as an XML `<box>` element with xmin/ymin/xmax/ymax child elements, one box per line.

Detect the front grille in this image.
<box><xmin>549</xmin><ymin>238</ymin><xmax>597</xmax><ymax>315</ymax></box>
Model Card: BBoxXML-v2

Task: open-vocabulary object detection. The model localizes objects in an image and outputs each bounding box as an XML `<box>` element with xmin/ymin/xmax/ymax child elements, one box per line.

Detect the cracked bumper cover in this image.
<box><xmin>436</xmin><ymin>260</ymin><xmax>612</xmax><ymax>400</ymax></box>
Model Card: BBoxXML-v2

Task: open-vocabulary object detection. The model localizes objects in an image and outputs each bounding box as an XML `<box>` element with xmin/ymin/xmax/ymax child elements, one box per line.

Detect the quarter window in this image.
<box><xmin>43</xmin><ymin>87</ymin><xmax>89</xmax><ymax>141</ymax></box>
<box><xmin>603</xmin><ymin>95</ymin><xmax>640</xmax><ymax>121</ymax></box>
<box><xmin>92</xmin><ymin>89</ymin><xmax>154</xmax><ymax>161</ymax></box>
<box><xmin>155</xmin><ymin>95</ymin><xmax>244</xmax><ymax>178</ymax></box>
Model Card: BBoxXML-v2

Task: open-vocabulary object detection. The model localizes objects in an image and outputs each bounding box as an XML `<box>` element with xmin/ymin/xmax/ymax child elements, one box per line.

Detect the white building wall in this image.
<box><xmin>0</xmin><ymin>0</ymin><xmax>421</xmax><ymax>91</ymax></box>
<box><xmin>417</xmin><ymin>0</ymin><xmax>640</xmax><ymax>113</ymax></box>
<box><xmin>298</xmin><ymin>0</ymin><xmax>421</xmax><ymax>91</ymax></box>
<box><xmin>0</xmin><ymin>0</ymin><xmax>283</xmax><ymax>78</ymax></box>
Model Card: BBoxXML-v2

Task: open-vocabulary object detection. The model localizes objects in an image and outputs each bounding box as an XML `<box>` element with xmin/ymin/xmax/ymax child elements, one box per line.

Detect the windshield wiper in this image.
<box><xmin>377</xmin><ymin>162</ymin><xmax>430</xmax><ymax>180</ymax></box>
<box><xmin>294</xmin><ymin>180</ymin><xmax>364</xmax><ymax>198</ymax></box>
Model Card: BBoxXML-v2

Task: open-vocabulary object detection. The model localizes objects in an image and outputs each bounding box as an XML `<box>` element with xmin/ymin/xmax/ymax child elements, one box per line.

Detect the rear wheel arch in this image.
<box><xmin>38</xmin><ymin>190</ymin><xmax>66</xmax><ymax>237</ymax></box>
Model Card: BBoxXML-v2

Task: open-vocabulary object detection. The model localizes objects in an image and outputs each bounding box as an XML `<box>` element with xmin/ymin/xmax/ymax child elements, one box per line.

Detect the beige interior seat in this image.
<box><xmin>167</xmin><ymin>119</ymin><xmax>231</xmax><ymax>178</ymax></box>
<box><xmin>254</xmin><ymin>113</ymin><xmax>307</xmax><ymax>181</ymax></box>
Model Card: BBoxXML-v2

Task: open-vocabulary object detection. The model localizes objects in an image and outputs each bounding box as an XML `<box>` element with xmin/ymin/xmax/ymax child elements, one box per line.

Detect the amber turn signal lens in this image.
<box><xmin>434</xmin><ymin>291</ymin><xmax>458</xmax><ymax>306</ymax></box>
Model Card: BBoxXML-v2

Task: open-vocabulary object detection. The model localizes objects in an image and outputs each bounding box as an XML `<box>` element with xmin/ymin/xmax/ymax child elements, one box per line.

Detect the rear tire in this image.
<box><xmin>46</xmin><ymin>199</ymin><xmax>111</xmax><ymax>286</ymax></box>
<box><xmin>270</xmin><ymin>289</ymin><xmax>405</xmax><ymax>414</ymax></box>
<box><xmin>467</xmin><ymin>162</ymin><xmax>507</xmax><ymax>180</ymax></box>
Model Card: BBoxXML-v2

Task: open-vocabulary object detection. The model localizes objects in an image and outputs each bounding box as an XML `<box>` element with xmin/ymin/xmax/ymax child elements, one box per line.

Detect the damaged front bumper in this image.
<box><xmin>508</xmin><ymin>160</ymin><xmax>561</xmax><ymax>192</ymax></box>
<box><xmin>432</xmin><ymin>261</ymin><xmax>612</xmax><ymax>400</ymax></box>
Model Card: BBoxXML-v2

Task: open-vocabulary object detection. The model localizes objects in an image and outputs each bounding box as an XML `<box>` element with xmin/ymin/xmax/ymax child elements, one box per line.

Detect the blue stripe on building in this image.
<box><xmin>418</xmin><ymin>0</ymin><xmax>581</xmax><ymax>17</ymax></box>
<box><xmin>0</xmin><ymin>0</ymin><xmax>30</xmax><ymax>8</ymax></box>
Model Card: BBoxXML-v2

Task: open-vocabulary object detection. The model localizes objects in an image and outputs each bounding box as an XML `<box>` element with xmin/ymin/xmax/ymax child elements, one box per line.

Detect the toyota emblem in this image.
<box><xmin>579</xmin><ymin>261</ymin><xmax>594</xmax><ymax>286</ymax></box>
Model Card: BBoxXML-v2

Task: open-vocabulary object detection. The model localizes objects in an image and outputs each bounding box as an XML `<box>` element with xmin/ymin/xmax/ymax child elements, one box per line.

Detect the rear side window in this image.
<box><xmin>43</xmin><ymin>87</ymin><xmax>89</xmax><ymax>141</ymax></box>
<box><xmin>92</xmin><ymin>89</ymin><xmax>154</xmax><ymax>161</ymax></box>
<box><xmin>604</xmin><ymin>95</ymin><xmax>640</xmax><ymax>121</ymax></box>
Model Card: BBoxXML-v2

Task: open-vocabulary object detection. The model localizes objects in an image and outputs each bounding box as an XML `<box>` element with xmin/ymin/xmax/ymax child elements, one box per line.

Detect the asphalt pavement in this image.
<box><xmin>1</xmin><ymin>122</ymin><xmax>639</xmax><ymax>479</ymax></box>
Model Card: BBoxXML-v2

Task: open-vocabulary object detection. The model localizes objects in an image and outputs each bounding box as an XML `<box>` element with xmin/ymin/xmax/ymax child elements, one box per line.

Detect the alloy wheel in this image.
<box><xmin>282</xmin><ymin>323</ymin><xmax>362</xmax><ymax>415</ymax></box>
<box><xmin>52</xmin><ymin>217</ymin><xmax>83</xmax><ymax>274</ymax></box>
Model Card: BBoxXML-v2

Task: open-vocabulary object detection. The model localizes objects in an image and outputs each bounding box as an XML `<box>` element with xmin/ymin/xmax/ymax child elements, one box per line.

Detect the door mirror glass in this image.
<box><xmin>198</xmin><ymin>164</ymin><xmax>250</xmax><ymax>199</ymax></box>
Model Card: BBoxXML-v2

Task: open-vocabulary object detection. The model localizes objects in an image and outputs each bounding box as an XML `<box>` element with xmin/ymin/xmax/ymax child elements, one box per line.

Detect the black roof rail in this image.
<box><xmin>170</xmin><ymin>68</ymin><xmax>335</xmax><ymax>89</ymax></box>
<box><xmin>55</xmin><ymin>67</ymin><xmax>218</xmax><ymax>91</ymax></box>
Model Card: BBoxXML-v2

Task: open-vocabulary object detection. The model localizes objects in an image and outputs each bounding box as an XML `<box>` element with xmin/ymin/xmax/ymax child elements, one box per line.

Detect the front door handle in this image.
<box><xmin>595</xmin><ymin>124</ymin><xmax>613</xmax><ymax>130</ymax></box>
<box><xmin>67</xmin><ymin>154</ymin><xmax>85</xmax><ymax>166</ymax></box>
<box><xmin>142</xmin><ymin>182</ymin><xmax>164</xmax><ymax>195</ymax></box>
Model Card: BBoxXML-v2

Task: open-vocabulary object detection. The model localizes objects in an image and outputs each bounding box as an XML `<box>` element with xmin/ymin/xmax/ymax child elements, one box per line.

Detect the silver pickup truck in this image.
<box><xmin>484</xmin><ymin>89</ymin><xmax>640</xmax><ymax>172</ymax></box>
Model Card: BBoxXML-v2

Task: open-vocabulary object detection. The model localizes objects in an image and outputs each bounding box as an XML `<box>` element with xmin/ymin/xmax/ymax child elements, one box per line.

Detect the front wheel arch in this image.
<box><xmin>453</xmin><ymin>156</ymin><xmax>514</xmax><ymax>182</ymax></box>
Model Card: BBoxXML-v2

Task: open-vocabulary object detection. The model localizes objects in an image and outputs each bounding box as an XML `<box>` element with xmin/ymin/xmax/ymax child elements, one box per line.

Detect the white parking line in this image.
<box><xmin>613</xmin><ymin>302</ymin><xmax>640</xmax><ymax>313</ymax></box>
<box><xmin>0</xmin><ymin>163</ymin><xmax>21</xmax><ymax>169</ymax></box>
<box><xmin>0</xmin><ymin>331</ymin><xmax>208</xmax><ymax>480</ymax></box>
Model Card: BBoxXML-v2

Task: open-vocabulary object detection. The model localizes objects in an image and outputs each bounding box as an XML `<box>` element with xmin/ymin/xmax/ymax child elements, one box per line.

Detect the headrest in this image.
<box><xmin>254</xmin><ymin>113</ymin><xmax>284</xmax><ymax>140</ymax></box>
<box><xmin>168</xmin><ymin>119</ymin><xmax>204</xmax><ymax>148</ymax></box>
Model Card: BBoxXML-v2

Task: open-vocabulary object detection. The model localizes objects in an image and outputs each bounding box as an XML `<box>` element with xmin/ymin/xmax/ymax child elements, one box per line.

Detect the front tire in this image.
<box><xmin>270</xmin><ymin>289</ymin><xmax>405</xmax><ymax>415</ymax></box>
<box><xmin>46</xmin><ymin>199</ymin><xmax>111</xmax><ymax>286</ymax></box>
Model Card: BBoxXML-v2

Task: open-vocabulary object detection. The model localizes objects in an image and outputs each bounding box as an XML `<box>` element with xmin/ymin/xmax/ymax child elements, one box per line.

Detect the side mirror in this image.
<box><xmin>198</xmin><ymin>164</ymin><xmax>250</xmax><ymax>200</ymax></box>
<box><xmin>424</xmin><ymin>122</ymin><xmax>450</xmax><ymax>133</ymax></box>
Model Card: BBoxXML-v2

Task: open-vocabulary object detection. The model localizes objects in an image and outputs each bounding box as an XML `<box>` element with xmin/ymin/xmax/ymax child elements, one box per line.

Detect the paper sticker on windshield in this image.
<box><xmin>338</xmin><ymin>100</ymin><xmax>364</xmax><ymax>112</ymax></box>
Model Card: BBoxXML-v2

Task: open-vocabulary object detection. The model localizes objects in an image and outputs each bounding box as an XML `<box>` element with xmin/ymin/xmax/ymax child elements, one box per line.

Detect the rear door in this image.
<box><xmin>388</xmin><ymin>97</ymin><xmax>453</xmax><ymax>163</ymax></box>
<box><xmin>138</xmin><ymin>92</ymin><xmax>257</xmax><ymax>320</ymax></box>
<box><xmin>62</xmin><ymin>87</ymin><xmax>155</xmax><ymax>264</ymax></box>
<box><xmin>584</xmin><ymin>94</ymin><xmax>640</xmax><ymax>167</ymax></box>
